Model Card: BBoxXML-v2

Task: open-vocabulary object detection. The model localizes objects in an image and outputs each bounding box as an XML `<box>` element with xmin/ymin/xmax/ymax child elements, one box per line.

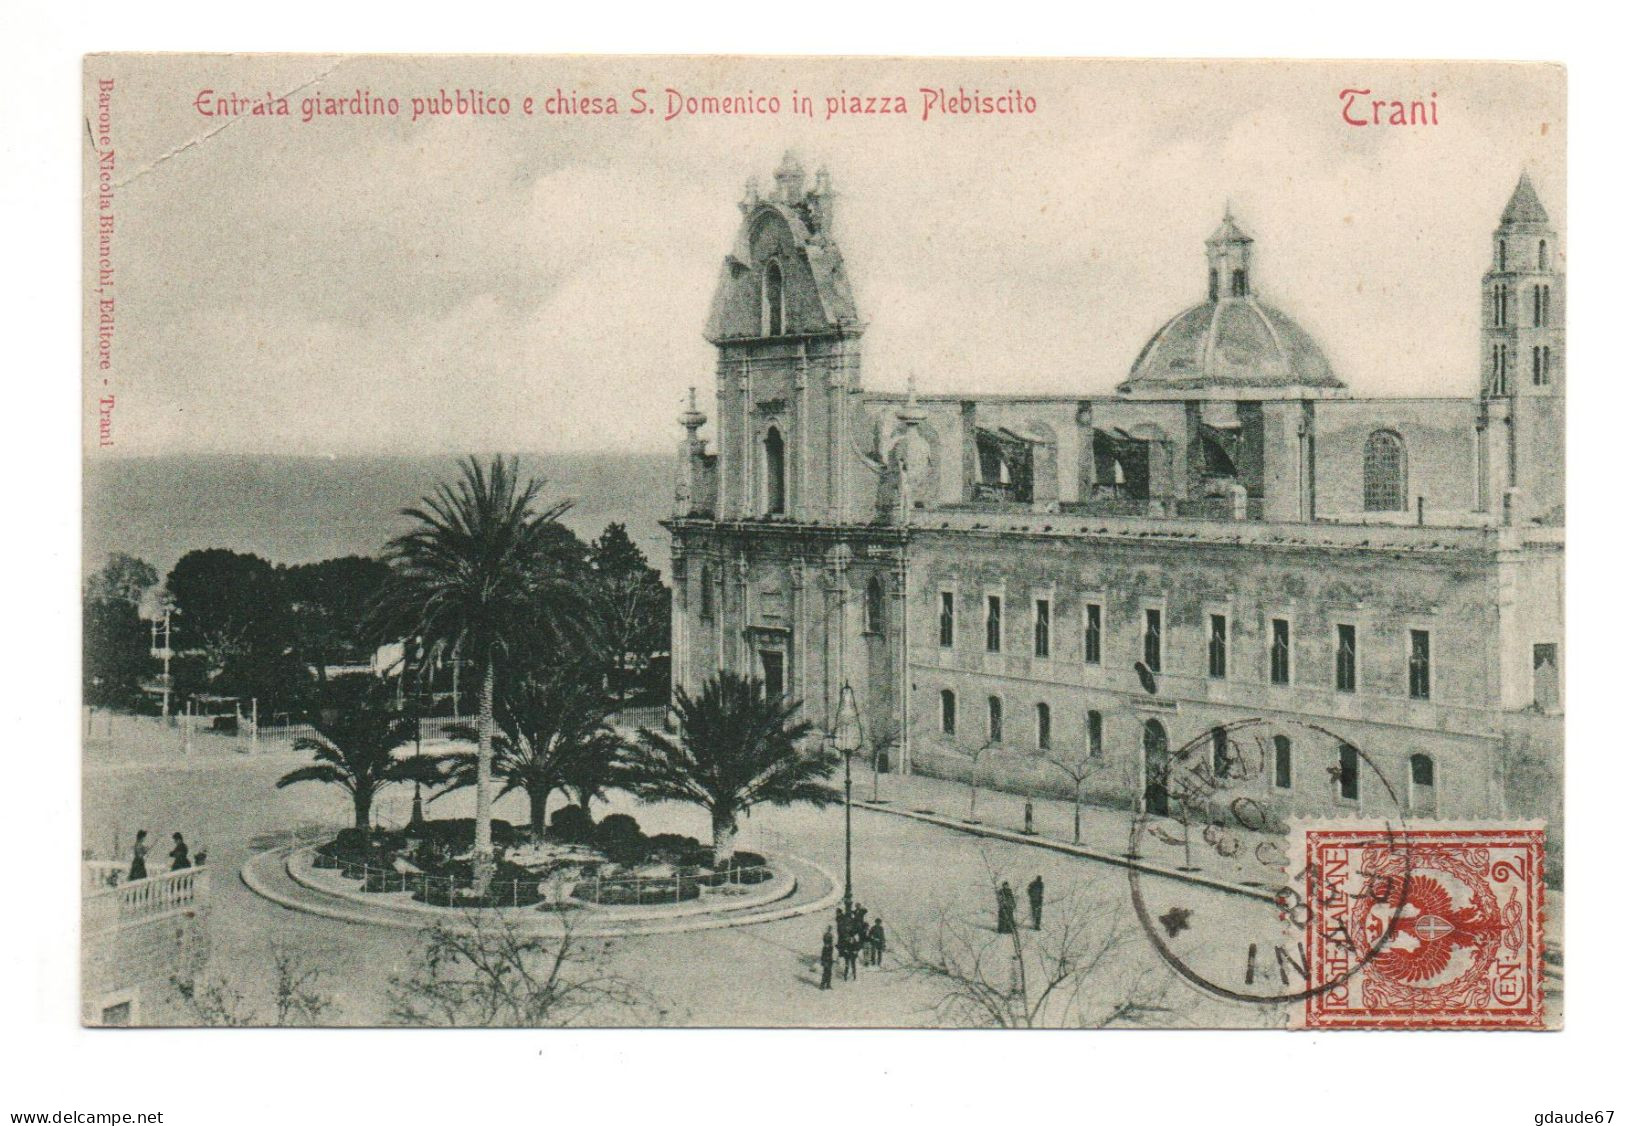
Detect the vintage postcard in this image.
<box><xmin>81</xmin><ymin>55</ymin><xmax>1564</xmax><ymax>1029</ymax></box>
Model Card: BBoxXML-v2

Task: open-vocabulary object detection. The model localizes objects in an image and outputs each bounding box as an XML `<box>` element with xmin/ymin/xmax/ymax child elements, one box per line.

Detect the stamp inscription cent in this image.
<box><xmin>1296</xmin><ymin>824</ymin><xmax>1546</xmax><ymax>1029</ymax></box>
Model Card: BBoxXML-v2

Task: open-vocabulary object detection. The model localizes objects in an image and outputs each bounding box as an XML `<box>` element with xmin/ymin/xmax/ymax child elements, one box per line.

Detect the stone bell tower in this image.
<box><xmin>1482</xmin><ymin>171</ymin><xmax>1563</xmax><ymax>401</ymax></box>
<box><xmin>1479</xmin><ymin>172</ymin><xmax>1564</xmax><ymax>524</ymax></box>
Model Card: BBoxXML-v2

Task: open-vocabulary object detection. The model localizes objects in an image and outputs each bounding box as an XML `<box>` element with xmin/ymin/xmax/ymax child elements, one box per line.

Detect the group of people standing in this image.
<box><xmin>996</xmin><ymin>875</ymin><xmax>1044</xmax><ymax>933</ymax></box>
<box><xmin>126</xmin><ymin>829</ymin><xmax>200</xmax><ymax>881</ymax></box>
<box><xmin>819</xmin><ymin>902</ymin><xmax>886</xmax><ymax>989</ymax></box>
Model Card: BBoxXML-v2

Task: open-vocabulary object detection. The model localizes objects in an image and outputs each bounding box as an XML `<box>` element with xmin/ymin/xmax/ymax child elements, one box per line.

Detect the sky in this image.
<box><xmin>83</xmin><ymin>56</ymin><xmax>1565</xmax><ymax>457</ymax></box>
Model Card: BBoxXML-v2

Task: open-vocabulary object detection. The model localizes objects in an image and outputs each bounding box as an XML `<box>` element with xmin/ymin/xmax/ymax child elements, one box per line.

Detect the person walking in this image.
<box><xmin>128</xmin><ymin>830</ymin><xmax>149</xmax><ymax>882</ymax></box>
<box><xmin>868</xmin><ymin>917</ymin><xmax>887</xmax><ymax>967</ymax></box>
<box><xmin>996</xmin><ymin>880</ymin><xmax>1018</xmax><ymax>934</ymax></box>
<box><xmin>169</xmin><ymin>832</ymin><xmax>191</xmax><ymax>871</ymax></box>
<box><xmin>819</xmin><ymin>927</ymin><xmax>835</xmax><ymax>990</ymax></box>
<box><xmin>1028</xmin><ymin>874</ymin><xmax>1045</xmax><ymax>930</ymax></box>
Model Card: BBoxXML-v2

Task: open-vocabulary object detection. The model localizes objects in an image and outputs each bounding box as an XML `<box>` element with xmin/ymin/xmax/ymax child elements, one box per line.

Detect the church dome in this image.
<box><xmin>1118</xmin><ymin>298</ymin><xmax>1344</xmax><ymax>396</ymax></box>
<box><xmin>1117</xmin><ymin>207</ymin><xmax>1346</xmax><ymax>398</ymax></box>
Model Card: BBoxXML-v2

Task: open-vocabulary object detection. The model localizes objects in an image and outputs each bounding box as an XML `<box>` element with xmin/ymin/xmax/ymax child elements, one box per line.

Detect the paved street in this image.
<box><xmin>85</xmin><ymin>732</ymin><xmax>1297</xmax><ymax>1027</ymax></box>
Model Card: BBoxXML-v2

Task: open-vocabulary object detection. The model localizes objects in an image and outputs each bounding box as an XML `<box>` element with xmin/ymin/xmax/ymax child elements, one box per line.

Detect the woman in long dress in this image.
<box><xmin>996</xmin><ymin>880</ymin><xmax>1017</xmax><ymax>934</ymax></box>
<box><xmin>169</xmin><ymin>832</ymin><xmax>191</xmax><ymax>871</ymax></box>
<box><xmin>128</xmin><ymin>830</ymin><xmax>149</xmax><ymax>881</ymax></box>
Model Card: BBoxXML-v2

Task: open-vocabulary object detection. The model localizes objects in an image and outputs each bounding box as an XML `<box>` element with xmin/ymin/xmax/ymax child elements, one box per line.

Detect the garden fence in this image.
<box><xmin>305</xmin><ymin>850</ymin><xmax>772</xmax><ymax>909</ymax></box>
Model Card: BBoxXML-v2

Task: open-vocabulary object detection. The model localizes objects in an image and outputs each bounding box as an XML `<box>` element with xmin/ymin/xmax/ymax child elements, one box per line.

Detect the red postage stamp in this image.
<box><xmin>1297</xmin><ymin>824</ymin><xmax>1546</xmax><ymax>1029</ymax></box>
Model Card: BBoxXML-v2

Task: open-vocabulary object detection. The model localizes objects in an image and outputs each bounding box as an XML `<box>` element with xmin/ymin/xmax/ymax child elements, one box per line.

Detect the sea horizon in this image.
<box><xmin>83</xmin><ymin>450</ymin><xmax>675</xmax><ymax>582</ymax></box>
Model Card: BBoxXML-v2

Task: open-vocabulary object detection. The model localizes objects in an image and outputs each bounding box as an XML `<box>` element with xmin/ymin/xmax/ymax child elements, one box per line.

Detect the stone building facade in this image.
<box><xmin>667</xmin><ymin>155</ymin><xmax>1563</xmax><ymax>846</ymax></box>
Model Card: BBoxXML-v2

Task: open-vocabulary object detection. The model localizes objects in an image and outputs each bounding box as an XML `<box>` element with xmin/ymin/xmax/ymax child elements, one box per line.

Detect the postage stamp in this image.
<box><xmin>1295</xmin><ymin>823</ymin><xmax>1546</xmax><ymax>1029</ymax></box>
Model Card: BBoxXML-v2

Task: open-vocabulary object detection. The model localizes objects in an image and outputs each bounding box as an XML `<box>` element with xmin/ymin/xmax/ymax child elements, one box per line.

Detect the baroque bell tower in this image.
<box><xmin>671</xmin><ymin>154</ymin><xmax>898</xmax><ymax>745</ymax></box>
<box><xmin>702</xmin><ymin>152</ymin><xmax>866</xmax><ymax>525</ymax></box>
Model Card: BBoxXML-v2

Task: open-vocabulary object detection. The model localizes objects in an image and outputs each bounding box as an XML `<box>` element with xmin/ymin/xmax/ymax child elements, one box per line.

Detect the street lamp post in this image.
<box><xmin>832</xmin><ymin>682</ymin><xmax>863</xmax><ymax>915</ymax></box>
<box><xmin>409</xmin><ymin>638</ymin><xmax>426</xmax><ymax>830</ymax></box>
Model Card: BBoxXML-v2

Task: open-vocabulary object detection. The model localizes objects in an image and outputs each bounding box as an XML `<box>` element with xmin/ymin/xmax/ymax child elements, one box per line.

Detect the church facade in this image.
<box><xmin>666</xmin><ymin>155</ymin><xmax>1563</xmax><ymax>845</ymax></box>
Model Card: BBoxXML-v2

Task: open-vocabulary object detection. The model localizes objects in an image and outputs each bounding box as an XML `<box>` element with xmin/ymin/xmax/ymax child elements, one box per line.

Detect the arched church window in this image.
<box><xmin>1362</xmin><ymin>430</ymin><xmax>1406</xmax><ymax>512</ymax></box>
<box><xmin>865</xmin><ymin>574</ymin><xmax>886</xmax><ymax>634</ymax></box>
<box><xmin>1208</xmin><ymin>269</ymin><xmax>1219</xmax><ymax>303</ymax></box>
<box><xmin>698</xmin><ymin>565</ymin><xmax>714</xmax><ymax>621</ymax></box>
<box><xmin>762</xmin><ymin>260</ymin><xmax>785</xmax><ymax>336</ymax></box>
<box><xmin>1539</xmin><ymin>240</ymin><xmax>1548</xmax><ymax>270</ymax></box>
<box><xmin>1231</xmin><ymin>269</ymin><xmax>1247</xmax><ymax>297</ymax></box>
<box><xmin>1498</xmin><ymin>240</ymin><xmax>1507</xmax><ymax>271</ymax></box>
<box><xmin>763</xmin><ymin>427</ymin><xmax>786</xmax><ymax>515</ymax></box>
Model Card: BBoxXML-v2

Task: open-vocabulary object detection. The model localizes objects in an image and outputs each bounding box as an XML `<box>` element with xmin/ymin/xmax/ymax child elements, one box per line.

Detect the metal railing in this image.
<box><xmin>306</xmin><ymin>852</ymin><xmax>772</xmax><ymax>909</ymax></box>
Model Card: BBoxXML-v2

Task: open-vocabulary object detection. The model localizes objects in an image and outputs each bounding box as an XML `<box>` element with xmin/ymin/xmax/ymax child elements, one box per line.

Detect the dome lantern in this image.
<box><xmin>1205</xmin><ymin>202</ymin><xmax>1254</xmax><ymax>302</ymax></box>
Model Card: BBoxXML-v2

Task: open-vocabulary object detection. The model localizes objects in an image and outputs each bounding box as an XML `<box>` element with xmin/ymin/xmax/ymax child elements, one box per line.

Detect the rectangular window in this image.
<box><xmin>1208</xmin><ymin>614</ymin><xmax>1227</xmax><ymax>679</ymax></box>
<box><xmin>938</xmin><ymin>592</ymin><xmax>954</xmax><ymax>648</ymax></box>
<box><xmin>1084</xmin><ymin>603</ymin><xmax>1102</xmax><ymax>665</ymax></box>
<box><xmin>1336</xmin><ymin>624</ymin><xmax>1357</xmax><ymax>693</ymax></box>
<box><xmin>1338</xmin><ymin>743</ymin><xmax>1360</xmax><ymax>801</ymax></box>
<box><xmin>940</xmin><ymin>689</ymin><xmax>956</xmax><ymax>735</ymax></box>
<box><xmin>987</xmin><ymin>696</ymin><xmax>1003</xmax><ymax>743</ymax></box>
<box><xmin>1211</xmin><ymin>725</ymin><xmax>1230</xmax><ymax>777</ymax></box>
<box><xmin>1034</xmin><ymin>599</ymin><xmax>1051</xmax><ymax>659</ymax></box>
<box><xmin>1273</xmin><ymin>735</ymin><xmax>1292</xmax><ymax>790</ymax></box>
<box><xmin>1036</xmin><ymin>703</ymin><xmax>1051</xmax><ymax>750</ymax></box>
<box><xmin>759</xmin><ymin>651</ymin><xmax>784</xmax><ymax>700</ymax></box>
<box><xmin>1409</xmin><ymin>629</ymin><xmax>1431</xmax><ymax>700</ymax></box>
<box><xmin>1143</xmin><ymin>608</ymin><xmax>1162</xmax><ymax>674</ymax></box>
<box><xmin>1270</xmin><ymin>618</ymin><xmax>1291</xmax><ymax>685</ymax></box>
<box><xmin>1087</xmin><ymin>710</ymin><xmax>1103</xmax><ymax>758</ymax></box>
<box><xmin>985</xmin><ymin>595</ymin><xmax>1002</xmax><ymax>653</ymax></box>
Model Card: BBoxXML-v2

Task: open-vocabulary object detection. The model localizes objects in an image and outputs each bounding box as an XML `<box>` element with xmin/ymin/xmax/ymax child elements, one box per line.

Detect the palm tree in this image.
<box><xmin>372</xmin><ymin>456</ymin><xmax>596</xmax><ymax>891</ymax></box>
<box><xmin>438</xmin><ymin>658</ymin><xmax>626</xmax><ymax>838</ymax></box>
<box><xmin>275</xmin><ymin>680</ymin><xmax>443</xmax><ymax>830</ymax></box>
<box><xmin>624</xmin><ymin>672</ymin><xmax>836</xmax><ymax>863</ymax></box>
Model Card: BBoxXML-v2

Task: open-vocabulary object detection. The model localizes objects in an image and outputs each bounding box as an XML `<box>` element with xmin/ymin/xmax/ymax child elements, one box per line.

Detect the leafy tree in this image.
<box><xmin>281</xmin><ymin>555</ymin><xmax>393</xmax><ymax>677</ymax></box>
<box><xmin>372</xmin><ymin>456</ymin><xmax>598</xmax><ymax>891</ymax></box>
<box><xmin>438</xmin><ymin>658</ymin><xmax>626</xmax><ymax>837</ymax></box>
<box><xmin>85</xmin><ymin>552</ymin><xmax>159</xmax><ymax>606</ymax></box>
<box><xmin>166</xmin><ymin>549</ymin><xmax>288</xmax><ymax>664</ymax></box>
<box><xmin>624</xmin><ymin>671</ymin><xmax>835</xmax><ymax>863</ymax></box>
<box><xmin>590</xmin><ymin>523</ymin><xmax>669</xmax><ymax>703</ymax></box>
<box><xmin>165</xmin><ymin>548</ymin><xmax>308</xmax><ymax>710</ymax></box>
<box><xmin>275</xmin><ymin>678</ymin><xmax>443</xmax><ymax>830</ymax></box>
<box><xmin>83</xmin><ymin>553</ymin><xmax>160</xmax><ymax>709</ymax></box>
<box><xmin>83</xmin><ymin>594</ymin><xmax>151</xmax><ymax>709</ymax></box>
